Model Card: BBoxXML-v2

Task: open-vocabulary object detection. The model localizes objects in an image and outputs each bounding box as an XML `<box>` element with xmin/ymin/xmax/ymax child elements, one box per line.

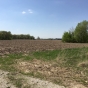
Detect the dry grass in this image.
<box><xmin>77</xmin><ymin>61</ymin><xmax>88</xmax><ymax>67</ymax></box>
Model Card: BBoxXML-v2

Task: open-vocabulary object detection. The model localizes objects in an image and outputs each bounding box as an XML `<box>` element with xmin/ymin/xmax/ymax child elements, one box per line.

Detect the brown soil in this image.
<box><xmin>16</xmin><ymin>59</ymin><xmax>88</xmax><ymax>88</ymax></box>
<box><xmin>0</xmin><ymin>69</ymin><xmax>65</xmax><ymax>88</ymax></box>
<box><xmin>0</xmin><ymin>70</ymin><xmax>16</xmax><ymax>88</ymax></box>
<box><xmin>0</xmin><ymin>40</ymin><xmax>88</xmax><ymax>56</ymax></box>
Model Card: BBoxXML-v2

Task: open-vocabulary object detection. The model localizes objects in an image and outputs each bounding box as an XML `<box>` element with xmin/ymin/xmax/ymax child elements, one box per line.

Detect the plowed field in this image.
<box><xmin>0</xmin><ymin>40</ymin><xmax>88</xmax><ymax>56</ymax></box>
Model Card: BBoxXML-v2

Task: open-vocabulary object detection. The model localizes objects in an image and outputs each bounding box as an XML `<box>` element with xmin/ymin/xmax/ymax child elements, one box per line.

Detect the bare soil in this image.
<box><xmin>0</xmin><ymin>40</ymin><xmax>88</xmax><ymax>56</ymax></box>
<box><xmin>0</xmin><ymin>70</ymin><xmax>65</xmax><ymax>88</ymax></box>
<box><xmin>0</xmin><ymin>70</ymin><xmax>16</xmax><ymax>88</ymax></box>
<box><xmin>16</xmin><ymin>59</ymin><xmax>87</xmax><ymax>88</ymax></box>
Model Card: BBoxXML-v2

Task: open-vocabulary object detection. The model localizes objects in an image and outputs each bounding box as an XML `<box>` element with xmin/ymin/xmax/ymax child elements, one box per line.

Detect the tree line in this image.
<box><xmin>62</xmin><ymin>20</ymin><xmax>88</xmax><ymax>43</ymax></box>
<box><xmin>0</xmin><ymin>31</ymin><xmax>35</xmax><ymax>40</ymax></box>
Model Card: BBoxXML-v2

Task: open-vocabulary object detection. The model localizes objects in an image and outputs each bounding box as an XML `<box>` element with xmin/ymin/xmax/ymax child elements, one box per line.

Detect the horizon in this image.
<box><xmin>0</xmin><ymin>0</ymin><xmax>88</xmax><ymax>38</ymax></box>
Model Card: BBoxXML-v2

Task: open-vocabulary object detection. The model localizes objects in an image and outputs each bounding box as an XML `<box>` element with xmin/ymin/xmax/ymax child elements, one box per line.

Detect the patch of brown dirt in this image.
<box><xmin>0</xmin><ymin>70</ymin><xmax>17</xmax><ymax>88</ymax></box>
<box><xmin>16</xmin><ymin>59</ymin><xmax>87</xmax><ymax>88</ymax></box>
<box><xmin>77</xmin><ymin>61</ymin><xmax>88</xmax><ymax>67</ymax></box>
<box><xmin>70</xmin><ymin>83</ymin><xmax>87</xmax><ymax>88</ymax></box>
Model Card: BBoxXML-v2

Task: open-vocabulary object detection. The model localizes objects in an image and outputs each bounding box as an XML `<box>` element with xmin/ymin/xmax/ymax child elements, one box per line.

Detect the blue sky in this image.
<box><xmin>0</xmin><ymin>0</ymin><xmax>88</xmax><ymax>38</ymax></box>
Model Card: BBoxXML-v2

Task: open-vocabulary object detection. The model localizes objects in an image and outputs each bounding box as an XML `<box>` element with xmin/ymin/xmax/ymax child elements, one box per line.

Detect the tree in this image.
<box><xmin>74</xmin><ymin>20</ymin><xmax>88</xmax><ymax>43</ymax></box>
<box><xmin>12</xmin><ymin>34</ymin><xmax>35</xmax><ymax>40</ymax></box>
<box><xmin>37</xmin><ymin>36</ymin><xmax>40</xmax><ymax>40</ymax></box>
<box><xmin>30</xmin><ymin>36</ymin><xmax>35</xmax><ymax>40</ymax></box>
<box><xmin>62</xmin><ymin>27</ymin><xmax>76</xmax><ymax>42</ymax></box>
<box><xmin>62</xmin><ymin>20</ymin><xmax>88</xmax><ymax>43</ymax></box>
<box><xmin>69</xmin><ymin>27</ymin><xmax>75</xmax><ymax>42</ymax></box>
<box><xmin>62</xmin><ymin>32</ymin><xmax>72</xmax><ymax>42</ymax></box>
<box><xmin>0</xmin><ymin>31</ymin><xmax>12</xmax><ymax>40</ymax></box>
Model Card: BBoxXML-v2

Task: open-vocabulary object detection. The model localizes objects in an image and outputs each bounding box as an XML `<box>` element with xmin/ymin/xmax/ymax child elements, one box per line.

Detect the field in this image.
<box><xmin>0</xmin><ymin>40</ymin><xmax>88</xmax><ymax>56</ymax></box>
<box><xmin>0</xmin><ymin>40</ymin><xmax>88</xmax><ymax>88</ymax></box>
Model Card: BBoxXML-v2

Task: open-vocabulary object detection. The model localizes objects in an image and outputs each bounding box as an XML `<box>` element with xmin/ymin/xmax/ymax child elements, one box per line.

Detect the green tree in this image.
<box><xmin>30</xmin><ymin>36</ymin><xmax>35</xmax><ymax>40</ymax></box>
<box><xmin>0</xmin><ymin>31</ymin><xmax>12</xmax><ymax>40</ymax></box>
<box><xmin>69</xmin><ymin>27</ymin><xmax>76</xmax><ymax>42</ymax></box>
<box><xmin>62</xmin><ymin>32</ymin><xmax>72</xmax><ymax>42</ymax></box>
<box><xmin>74</xmin><ymin>20</ymin><xmax>88</xmax><ymax>43</ymax></box>
<box><xmin>12</xmin><ymin>34</ymin><xmax>35</xmax><ymax>40</ymax></box>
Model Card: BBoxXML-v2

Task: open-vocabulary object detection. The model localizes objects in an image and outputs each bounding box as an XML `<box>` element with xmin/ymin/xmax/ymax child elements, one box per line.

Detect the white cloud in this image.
<box><xmin>28</xmin><ymin>9</ymin><xmax>33</xmax><ymax>14</ymax></box>
<box><xmin>22</xmin><ymin>9</ymin><xmax>33</xmax><ymax>14</ymax></box>
<box><xmin>22</xmin><ymin>11</ymin><xmax>26</xmax><ymax>14</ymax></box>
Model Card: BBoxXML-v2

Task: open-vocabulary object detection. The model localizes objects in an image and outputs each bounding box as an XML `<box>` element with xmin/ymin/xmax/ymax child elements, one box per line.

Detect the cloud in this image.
<box><xmin>22</xmin><ymin>11</ymin><xmax>26</xmax><ymax>14</ymax></box>
<box><xmin>22</xmin><ymin>9</ymin><xmax>33</xmax><ymax>14</ymax></box>
<box><xmin>28</xmin><ymin>9</ymin><xmax>33</xmax><ymax>14</ymax></box>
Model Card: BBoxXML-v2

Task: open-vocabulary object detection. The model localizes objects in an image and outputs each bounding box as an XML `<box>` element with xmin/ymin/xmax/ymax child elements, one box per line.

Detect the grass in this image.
<box><xmin>0</xmin><ymin>53</ymin><xmax>23</xmax><ymax>72</ymax></box>
<box><xmin>0</xmin><ymin>47</ymin><xmax>88</xmax><ymax>87</ymax></box>
<box><xmin>58</xmin><ymin>47</ymin><xmax>88</xmax><ymax>67</ymax></box>
<box><xmin>33</xmin><ymin>50</ymin><xmax>60</xmax><ymax>60</ymax></box>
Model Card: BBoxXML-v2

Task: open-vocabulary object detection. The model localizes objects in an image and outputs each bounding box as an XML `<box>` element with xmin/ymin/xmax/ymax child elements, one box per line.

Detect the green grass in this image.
<box><xmin>33</xmin><ymin>50</ymin><xmax>60</xmax><ymax>60</ymax></box>
<box><xmin>0</xmin><ymin>53</ymin><xmax>23</xmax><ymax>71</ymax></box>
<box><xmin>57</xmin><ymin>47</ymin><xmax>88</xmax><ymax>67</ymax></box>
<box><xmin>0</xmin><ymin>47</ymin><xmax>88</xmax><ymax>71</ymax></box>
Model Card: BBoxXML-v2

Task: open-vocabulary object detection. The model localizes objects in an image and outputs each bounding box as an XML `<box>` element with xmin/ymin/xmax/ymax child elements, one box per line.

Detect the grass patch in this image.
<box><xmin>58</xmin><ymin>47</ymin><xmax>88</xmax><ymax>67</ymax></box>
<box><xmin>33</xmin><ymin>50</ymin><xmax>60</xmax><ymax>61</ymax></box>
<box><xmin>0</xmin><ymin>53</ymin><xmax>23</xmax><ymax>72</ymax></box>
<box><xmin>0</xmin><ymin>47</ymin><xmax>88</xmax><ymax>87</ymax></box>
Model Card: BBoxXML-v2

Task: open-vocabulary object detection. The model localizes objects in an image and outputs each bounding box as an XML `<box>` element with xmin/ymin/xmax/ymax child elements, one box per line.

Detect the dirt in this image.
<box><xmin>70</xmin><ymin>83</ymin><xmax>87</xmax><ymax>88</ymax></box>
<box><xmin>24</xmin><ymin>76</ymin><xmax>65</xmax><ymax>88</ymax></box>
<box><xmin>0</xmin><ymin>40</ymin><xmax>88</xmax><ymax>56</ymax></box>
<box><xmin>16</xmin><ymin>59</ymin><xmax>87</xmax><ymax>88</ymax></box>
<box><xmin>0</xmin><ymin>70</ymin><xmax>65</xmax><ymax>88</ymax></box>
<box><xmin>0</xmin><ymin>69</ymin><xmax>86</xmax><ymax>88</ymax></box>
<box><xmin>0</xmin><ymin>70</ymin><xmax>16</xmax><ymax>88</ymax></box>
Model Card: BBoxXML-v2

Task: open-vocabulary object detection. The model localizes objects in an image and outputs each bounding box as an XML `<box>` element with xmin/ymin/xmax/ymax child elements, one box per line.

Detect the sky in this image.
<box><xmin>0</xmin><ymin>0</ymin><xmax>88</xmax><ymax>38</ymax></box>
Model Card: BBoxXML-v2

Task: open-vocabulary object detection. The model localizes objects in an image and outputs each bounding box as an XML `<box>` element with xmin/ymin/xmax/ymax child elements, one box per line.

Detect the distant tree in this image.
<box><xmin>74</xmin><ymin>20</ymin><xmax>88</xmax><ymax>43</ymax></box>
<box><xmin>69</xmin><ymin>28</ymin><xmax>75</xmax><ymax>42</ymax></box>
<box><xmin>62</xmin><ymin>20</ymin><xmax>88</xmax><ymax>43</ymax></box>
<box><xmin>25</xmin><ymin>34</ymin><xmax>30</xmax><ymax>39</ymax></box>
<box><xmin>37</xmin><ymin>36</ymin><xmax>40</xmax><ymax>40</ymax></box>
<box><xmin>12</xmin><ymin>34</ymin><xmax>18</xmax><ymax>39</ymax></box>
<box><xmin>0</xmin><ymin>31</ymin><xmax>12</xmax><ymax>40</ymax></box>
<box><xmin>62</xmin><ymin>32</ymin><xmax>72</xmax><ymax>42</ymax></box>
<box><xmin>12</xmin><ymin>34</ymin><xmax>35</xmax><ymax>40</ymax></box>
<box><xmin>30</xmin><ymin>36</ymin><xmax>35</xmax><ymax>40</ymax></box>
